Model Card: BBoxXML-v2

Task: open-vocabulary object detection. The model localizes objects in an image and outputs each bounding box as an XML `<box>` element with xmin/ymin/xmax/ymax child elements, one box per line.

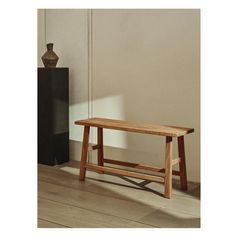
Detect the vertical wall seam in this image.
<box><xmin>87</xmin><ymin>9</ymin><xmax>93</xmax><ymax>162</ymax></box>
<box><xmin>44</xmin><ymin>9</ymin><xmax>46</xmax><ymax>45</ymax></box>
<box><xmin>91</xmin><ymin>9</ymin><xmax>93</xmax><ymax>119</ymax></box>
<box><xmin>87</xmin><ymin>9</ymin><xmax>90</xmax><ymax>119</ymax></box>
<box><xmin>88</xmin><ymin>9</ymin><xmax>93</xmax><ymax>119</ymax></box>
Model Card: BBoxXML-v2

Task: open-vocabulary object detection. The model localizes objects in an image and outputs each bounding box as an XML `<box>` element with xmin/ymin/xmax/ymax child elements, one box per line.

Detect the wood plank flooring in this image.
<box><xmin>38</xmin><ymin>161</ymin><xmax>200</xmax><ymax>228</ymax></box>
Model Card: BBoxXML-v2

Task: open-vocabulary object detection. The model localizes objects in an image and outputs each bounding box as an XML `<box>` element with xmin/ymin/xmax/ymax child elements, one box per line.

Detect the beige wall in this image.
<box><xmin>42</xmin><ymin>9</ymin><xmax>200</xmax><ymax>182</ymax></box>
<box><xmin>91</xmin><ymin>9</ymin><xmax>200</xmax><ymax>182</ymax></box>
<box><xmin>45</xmin><ymin>9</ymin><xmax>89</xmax><ymax>141</ymax></box>
<box><xmin>37</xmin><ymin>9</ymin><xmax>45</xmax><ymax>67</ymax></box>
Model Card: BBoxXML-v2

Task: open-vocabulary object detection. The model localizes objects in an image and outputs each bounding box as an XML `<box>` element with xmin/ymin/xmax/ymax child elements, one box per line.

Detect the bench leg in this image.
<box><xmin>164</xmin><ymin>136</ymin><xmax>173</xmax><ymax>199</ymax></box>
<box><xmin>178</xmin><ymin>136</ymin><xmax>188</xmax><ymax>190</ymax></box>
<box><xmin>79</xmin><ymin>126</ymin><xmax>90</xmax><ymax>181</ymax></box>
<box><xmin>97</xmin><ymin>127</ymin><xmax>104</xmax><ymax>173</ymax></box>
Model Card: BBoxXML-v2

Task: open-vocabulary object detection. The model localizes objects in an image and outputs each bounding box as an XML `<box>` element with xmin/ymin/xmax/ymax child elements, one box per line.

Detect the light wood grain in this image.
<box><xmin>75</xmin><ymin>117</ymin><xmax>194</xmax><ymax>137</ymax></box>
<box><xmin>139</xmin><ymin>208</ymin><xmax>200</xmax><ymax>228</ymax></box>
<box><xmin>97</xmin><ymin>127</ymin><xmax>104</xmax><ymax>172</ymax></box>
<box><xmin>38</xmin><ymin>163</ymin><xmax>195</xmax><ymax>200</ymax></box>
<box><xmin>103</xmin><ymin>158</ymin><xmax>180</xmax><ymax>177</ymax></box>
<box><xmin>85</xmin><ymin>163</ymin><xmax>165</xmax><ymax>183</ymax></box>
<box><xmin>39</xmin><ymin>163</ymin><xmax>200</xmax><ymax>207</ymax></box>
<box><xmin>164</xmin><ymin>136</ymin><xmax>173</xmax><ymax>198</ymax></box>
<box><xmin>79</xmin><ymin>126</ymin><xmax>90</xmax><ymax>181</ymax></box>
<box><xmin>178</xmin><ymin>136</ymin><xmax>188</xmax><ymax>190</ymax></box>
<box><xmin>39</xmin><ymin>198</ymin><xmax>152</xmax><ymax>228</ymax></box>
<box><xmin>38</xmin><ymin>180</ymin><xmax>156</xmax><ymax>222</ymax></box>
<box><xmin>38</xmin><ymin>163</ymin><xmax>200</xmax><ymax>228</ymax></box>
<box><xmin>38</xmin><ymin>218</ymin><xmax>68</xmax><ymax>228</ymax></box>
<box><xmin>87</xmin><ymin>144</ymin><xmax>101</xmax><ymax>152</ymax></box>
<box><xmin>103</xmin><ymin>158</ymin><xmax>165</xmax><ymax>172</ymax></box>
<box><xmin>75</xmin><ymin>117</ymin><xmax>194</xmax><ymax>198</ymax></box>
<box><xmin>38</xmin><ymin>179</ymin><xmax>200</xmax><ymax>224</ymax></box>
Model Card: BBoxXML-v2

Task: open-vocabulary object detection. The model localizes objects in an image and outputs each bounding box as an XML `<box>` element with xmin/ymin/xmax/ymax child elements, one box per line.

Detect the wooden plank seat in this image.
<box><xmin>74</xmin><ymin>117</ymin><xmax>194</xmax><ymax>199</ymax></box>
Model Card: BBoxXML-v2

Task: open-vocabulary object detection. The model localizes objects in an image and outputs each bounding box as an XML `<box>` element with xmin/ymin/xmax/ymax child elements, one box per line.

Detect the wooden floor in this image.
<box><xmin>38</xmin><ymin>161</ymin><xmax>200</xmax><ymax>228</ymax></box>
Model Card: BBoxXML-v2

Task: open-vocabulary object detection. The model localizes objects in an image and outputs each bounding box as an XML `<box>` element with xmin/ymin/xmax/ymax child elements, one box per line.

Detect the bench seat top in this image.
<box><xmin>75</xmin><ymin>118</ymin><xmax>194</xmax><ymax>137</ymax></box>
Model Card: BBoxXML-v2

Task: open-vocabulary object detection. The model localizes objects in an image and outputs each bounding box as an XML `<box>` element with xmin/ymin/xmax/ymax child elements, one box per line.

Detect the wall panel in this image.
<box><xmin>92</xmin><ymin>9</ymin><xmax>200</xmax><ymax>182</ymax></box>
<box><xmin>45</xmin><ymin>9</ymin><xmax>89</xmax><ymax>142</ymax></box>
<box><xmin>43</xmin><ymin>9</ymin><xmax>200</xmax><ymax>182</ymax></box>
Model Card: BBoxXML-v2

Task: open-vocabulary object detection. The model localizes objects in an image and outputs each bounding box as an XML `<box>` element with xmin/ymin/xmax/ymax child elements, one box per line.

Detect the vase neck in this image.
<box><xmin>47</xmin><ymin>43</ymin><xmax>53</xmax><ymax>51</ymax></box>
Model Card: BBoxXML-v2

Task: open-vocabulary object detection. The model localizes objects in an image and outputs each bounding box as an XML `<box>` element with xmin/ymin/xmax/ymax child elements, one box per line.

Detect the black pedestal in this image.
<box><xmin>38</xmin><ymin>68</ymin><xmax>69</xmax><ymax>165</ymax></box>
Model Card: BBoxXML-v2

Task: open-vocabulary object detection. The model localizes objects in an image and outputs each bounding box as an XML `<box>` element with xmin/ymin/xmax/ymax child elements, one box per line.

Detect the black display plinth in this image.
<box><xmin>38</xmin><ymin>67</ymin><xmax>69</xmax><ymax>165</ymax></box>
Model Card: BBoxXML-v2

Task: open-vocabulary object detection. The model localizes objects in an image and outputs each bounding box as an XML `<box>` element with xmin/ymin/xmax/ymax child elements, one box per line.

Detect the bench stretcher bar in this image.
<box><xmin>102</xmin><ymin>158</ymin><xmax>180</xmax><ymax>176</ymax></box>
<box><xmin>85</xmin><ymin>163</ymin><xmax>165</xmax><ymax>183</ymax></box>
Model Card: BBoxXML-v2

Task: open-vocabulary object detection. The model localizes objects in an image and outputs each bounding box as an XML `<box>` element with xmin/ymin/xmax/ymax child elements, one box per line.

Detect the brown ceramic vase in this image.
<box><xmin>41</xmin><ymin>43</ymin><xmax>59</xmax><ymax>68</ymax></box>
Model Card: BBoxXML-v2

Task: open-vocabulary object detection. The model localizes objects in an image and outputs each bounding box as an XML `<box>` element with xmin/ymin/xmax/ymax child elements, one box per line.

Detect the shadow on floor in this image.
<box><xmin>39</xmin><ymin>163</ymin><xmax>200</xmax><ymax>228</ymax></box>
<box><xmin>58</xmin><ymin>160</ymin><xmax>200</xmax><ymax>199</ymax></box>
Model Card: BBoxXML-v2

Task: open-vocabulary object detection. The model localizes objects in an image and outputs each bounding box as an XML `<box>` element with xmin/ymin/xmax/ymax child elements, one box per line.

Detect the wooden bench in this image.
<box><xmin>74</xmin><ymin>117</ymin><xmax>194</xmax><ymax>198</ymax></box>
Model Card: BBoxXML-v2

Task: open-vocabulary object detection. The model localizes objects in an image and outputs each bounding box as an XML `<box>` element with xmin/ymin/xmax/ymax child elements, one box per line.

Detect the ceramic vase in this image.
<box><xmin>41</xmin><ymin>43</ymin><xmax>59</xmax><ymax>68</ymax></box>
